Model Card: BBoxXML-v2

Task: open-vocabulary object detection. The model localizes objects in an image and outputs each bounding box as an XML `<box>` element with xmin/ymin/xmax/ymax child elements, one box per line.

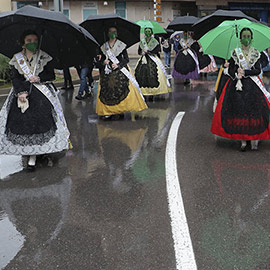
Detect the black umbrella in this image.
<box><xmin>167</xmin><ymin>16</ymin><xmax>199</xmax><ymax>31</ymax></box>
<box><xmin>0</xmin><ymin>5</ymin><xmax>99</xmax><ymax>68</ymax></box>
<box><xmin>192</xmin><ymin>9</ymin><xmax>258</xmax><ymax>40</ymax></box>
<box><xmin>80</xmin><ymin>13</ymin><xmax>140</xmax><ymax>48</ymax></box>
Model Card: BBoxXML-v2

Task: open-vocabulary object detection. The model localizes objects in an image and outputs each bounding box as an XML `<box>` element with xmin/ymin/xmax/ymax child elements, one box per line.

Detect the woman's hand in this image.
<box><xmin>18</xmin><ymin>93</ymin><xmax>28</xmax><ymax>103</ymax></box>
<box><xmin>237</xmin><ymin>67</ymin><xmax>244</xmax><ymax>79</ymax></box>
<box><xmin>111</xmin><ymin>63</ymin><xmax>118</xmax><ymax>70</ymax></box>
<box><xmin>142</xmin><ymin>50</ymin><xmax>148</xmax><ymax>55</ymax></box>
<box><xmin>104</xmin><ymin>59</ymin><xmax>110</xmax><ymax>65</ymax></box>
<box><xmin>29</xmin><ymin>75</ymin><xmax>40</xmax><ymax>83</ymax></box>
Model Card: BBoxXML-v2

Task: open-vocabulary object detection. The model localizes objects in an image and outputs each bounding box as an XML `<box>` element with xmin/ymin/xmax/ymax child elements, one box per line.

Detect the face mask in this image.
<box><xmin>184</xmin><ymin>35</ymin><xmax>188</xmax><ymax>39</ymax></box>
<box><xmin>108</xmin><ymin>32</ymin><xmax>117</xmax><ymax>39</ymax></box>
<box><xmin>145</xmin><ymin>30</ymin><xmax>152</xmax><ymax>37</ymax></box>
<box><xmin>241</xmin><ymin>37</ymin><xmax>251</xmax><ymax>47</ymax></box>
<box><xmin>25</xmin><ymin>42</ymin><xmax>38</xmax><ymax>52</ymax></box>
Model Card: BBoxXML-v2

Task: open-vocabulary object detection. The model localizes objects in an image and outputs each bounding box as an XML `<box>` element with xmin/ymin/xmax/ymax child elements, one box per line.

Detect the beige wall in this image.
<box><xmin>49</xmin><ymin>1</ymin><xmax>171</xmax><ymax>56</ymax></box>
<box><xmin>1</xmin><ymin>0</ymin><xmax>12</xmax><ymax>12</ymax></box>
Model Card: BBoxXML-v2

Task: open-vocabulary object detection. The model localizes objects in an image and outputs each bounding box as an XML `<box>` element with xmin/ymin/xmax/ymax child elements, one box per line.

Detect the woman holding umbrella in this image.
<box><xmin>172</xmin><ymin>31</ymin><xmax>212</xmax><ymax>84</ymax></box>
<box><xmin>172</xmin><ymin>31</ymin><xmax>200</xmax><ymax>84</ymax></box>
<box><xmin>135</xmin><ymin>27</ymin><xmax>171</xmax><ymax>99</ymax></box>
<box><xmin>211</xmin><ymin>27</ymin><xmax>270</xmax><ymax>151</ymax></box>
<box><xmin>0</xmin><ymin>30</ymin><xmax>70</xmax><ymax>171</ymax></box>
<box><xmin>95</xmin><ymin>26</ymin><xmax>147</xmax><ymax>120</ymax></box>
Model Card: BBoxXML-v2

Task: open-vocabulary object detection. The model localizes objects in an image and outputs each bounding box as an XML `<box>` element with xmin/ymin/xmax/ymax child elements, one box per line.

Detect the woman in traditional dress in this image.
<box><xmin>95</xmin><ymin>26</ymin><xmax>147</xmax><ymax>120</ymax></box>
<box><xmin>0</xmin><ymin>30</ymin><xmax>70</xmax><ymax>171</ymax></box>
<box><xmin>172</xmin><ymin>31</ymin><xmax>213</xmax><ymax>84</ymax></box>
<box><xmin>134</xmin><ymin>27</ymin><xmax>171</xmax><ymax>99</ymax></box>
<box><xmin>172</xmin><ymin>31</ymin><xmax>199</xmax><ymax>84</ymax></box>
<box><xmin>211</xmin><ymin>28</ymin><xmax>270</xmax><ymax>151</ymax></box>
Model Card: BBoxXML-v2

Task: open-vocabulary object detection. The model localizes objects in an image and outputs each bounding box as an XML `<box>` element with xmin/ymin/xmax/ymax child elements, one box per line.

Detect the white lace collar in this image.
<box><xmin>231</xmin><ymin>46</ymin><xmax>260</xmax><ymax>69</ymax></box>
<box><xmin>101</xmin><ymin>39</ymin><xmax>127</xmax><ymax>58</ymax></box>
<box><xmin>9</xmin><ymin>50</ymin><xmax>53</xmax><ymax>76</ymax></box>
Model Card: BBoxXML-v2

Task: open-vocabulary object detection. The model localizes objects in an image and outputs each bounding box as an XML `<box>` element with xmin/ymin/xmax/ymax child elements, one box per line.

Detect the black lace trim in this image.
<box><xmin>135</xmin><ymin>55</ymin><xmax>159</xmax><ymax>88</ymax></box>
<box><xmin>99</xmin><ymin>68</ymin><xmax>130</xmax><ymax>106</ymax></box>
<box><xmin>5</xmin><ymin>126</ymin><xmax>56</xmax><ymax>146</ymax></box>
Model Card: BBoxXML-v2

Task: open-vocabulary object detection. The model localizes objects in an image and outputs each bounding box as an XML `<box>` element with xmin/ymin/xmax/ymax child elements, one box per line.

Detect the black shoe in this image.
<box><xmin>184</xmin><ymin>79</ymin><xmax>190</xmax><ymax>85</ymax></box>
<box><xmin>240</xmin><ymin>144</ymin><xmax>247</xmax><ymax>152</ymax></box>
<box><xmin>100</xmin><ymin>115</ymin><xmax>112</xmax><ymax>120</ymax></box>
<box><xmin>111</xmin><ymin>114</ymin><xmax>124</xmax><ymax>120</ymax></box>
<box><xmin>26</xmin><ymin>164</ymin><xmax>36</xmax><ymax>172</ymax></box>
<box><xmin>66</xmin><ymin>85</ymin><xmax>74</xmax><ymax>90</ymax></box>
<box><xmin>240</xmin><ymin>146</ymin><xmax>246</xmax><ymax>152</ymax></box>
<box><xmin>60</xmin><ymin>85</ymin><xmax>67</xmax><ymax>90</ymax></box>
<box><xmin>82</xmin><ymin>92</ymin><xmax>92</xmax><ymax>99</ymax></box>
<box><xmin>75</xmin><ymin>94</ymin><xmax>84</xmax><ymax>100</ymax></box>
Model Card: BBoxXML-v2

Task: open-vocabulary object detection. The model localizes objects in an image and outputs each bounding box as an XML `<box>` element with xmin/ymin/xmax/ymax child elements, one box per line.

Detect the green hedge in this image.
<box><xmin>0</xmin><ymin>54</ymin><xmax>11</xmax><ymax>83</ymax></box>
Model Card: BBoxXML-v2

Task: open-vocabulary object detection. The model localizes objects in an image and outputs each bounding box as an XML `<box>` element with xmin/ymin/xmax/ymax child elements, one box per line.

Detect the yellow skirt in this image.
<box><xmin>96</xmin><ymin>70</ymin><xmax>148</xmax><ymax>116</ymax></box>
<box><xmin>135</xmin><ymin>56</ymin><xmax>172</xmax><ymax>96</ymax></box>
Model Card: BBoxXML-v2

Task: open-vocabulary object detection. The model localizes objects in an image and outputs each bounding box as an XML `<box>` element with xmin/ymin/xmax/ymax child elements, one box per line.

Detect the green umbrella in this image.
<box><xmin>135</xmin><ymin>20</ymin><xmax>166</xmax><ymax>34</ymax></box>
<box><xmin>199</xmin><ymin>18</ymin><xmax>270</xmax><ymax>60</ymax></box>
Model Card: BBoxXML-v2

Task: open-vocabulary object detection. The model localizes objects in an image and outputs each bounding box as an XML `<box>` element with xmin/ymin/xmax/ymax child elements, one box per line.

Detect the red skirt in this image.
<box><xmin>211</xmin><ymin>76</ymin><xmax>270</xmax><ymax>140</ymax></box>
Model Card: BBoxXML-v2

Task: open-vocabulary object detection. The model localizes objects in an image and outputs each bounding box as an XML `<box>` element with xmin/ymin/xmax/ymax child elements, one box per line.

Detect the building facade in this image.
<box><xmin>11</xmin><ymin>0</ymin><xmax>270</xmax><ymax>24</ymax></box>
<box><xmin>1</xmin><ymin>0</ymin><xmax>12</xmax><ymax>12</ymax></box>
<box><xmin>8</xmin><ymin>0</ymin><xmax>270</xmax><ymax>55</ymax></box>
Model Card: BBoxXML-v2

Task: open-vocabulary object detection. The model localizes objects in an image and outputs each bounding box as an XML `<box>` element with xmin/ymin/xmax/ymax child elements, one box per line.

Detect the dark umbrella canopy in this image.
<box><xmin>0</xmin><ymin>5</ymin><xmax>99</xmax><ymax>69</ymax></box>
<box><xmin>167</xmin><ymin>16</ymin><xmax>199</xmax><ymax>31</ymax></box>
<box><xmin>192</xmin><ymin>9</ymin><xmax>258</xmax><ymax>39</ymax></box>
<box><xmin>80</xmin><ymin>13</ymin><xmax>140</xmax><ymax>48</ymax></box>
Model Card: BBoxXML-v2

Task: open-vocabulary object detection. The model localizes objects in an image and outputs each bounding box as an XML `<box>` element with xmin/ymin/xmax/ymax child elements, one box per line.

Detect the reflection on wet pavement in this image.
<box><xmin>0</xmin><ymin>71</ymin><xmax>270</xmax><ymax>269</ymax></box>
<box><xmin>0</xmin><ymin>155</ymin><xmax>23</xmax><ymax>179</ymax></box>
<box><xmin>0</xmin><ymin>212</ymin><xmax>25</xmax><ymax>269</ymax></box>
<box><xmin>0</xmin><ymin>175</ymin><xmax>71</xmax><ymax>269</ymax></box>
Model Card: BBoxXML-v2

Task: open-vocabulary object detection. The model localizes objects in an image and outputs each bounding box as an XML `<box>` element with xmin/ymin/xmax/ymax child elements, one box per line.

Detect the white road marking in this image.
<box><xmin>165</xmin><ymin>112</ymin><xmax>197</xmax><ymax>270</ymax></box>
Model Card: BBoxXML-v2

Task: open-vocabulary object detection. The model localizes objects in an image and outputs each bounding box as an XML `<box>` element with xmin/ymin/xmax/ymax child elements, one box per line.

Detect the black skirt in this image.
<box><xmin>5</xmin><ymin>86</ymin><xmax>57</xmax><ymax>146</ymax></box>
<box><xmin>135</xmin><ymin>54</ymin><xmax>159</xmax><ymax>88</ymax></box>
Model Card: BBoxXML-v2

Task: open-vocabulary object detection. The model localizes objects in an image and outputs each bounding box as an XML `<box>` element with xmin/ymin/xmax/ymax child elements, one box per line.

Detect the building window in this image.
<box><xmin>63</xmin><ymin>9</ymin><xmax>70</xmax><ymax>18</ymax></box>
<box><xmin>17</xmin><ymin>1</ymin><xmax>38</xmax><ymax>9</ymax></box>
<box><xmin>49</xmin><ymin>2</ymin><xmax>70</xmax><ymax>17</ymax></box>
<box><xmin>82</xmin><ymin>2</ymin><xmax>98</xmax><ymax>20</ymax></box>
<box><xmin>115</xmin><ymin>2</ymin><xmax>126</xmax><ymax>18</ymax></box>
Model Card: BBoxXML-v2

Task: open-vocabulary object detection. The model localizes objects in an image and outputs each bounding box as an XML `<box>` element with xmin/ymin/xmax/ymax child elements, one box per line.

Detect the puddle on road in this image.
<box><xmin>0</xmin><ymin>212</ymin><xmax>25</xmax><ymax>269</ymax></box>
<box><xmin>0</xmin><ymin>155</ymin><xmax>23</xmax><ymax>180</ymax></box>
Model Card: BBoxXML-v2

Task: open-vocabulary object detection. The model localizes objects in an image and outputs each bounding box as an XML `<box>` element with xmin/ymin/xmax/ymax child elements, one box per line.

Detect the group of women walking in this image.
<box><xmin>0</xmin><ymin>26</ymin><xmax>172</xmax><ymax>171</ymax></box>
<box><xmin>0</xmin><ymin>23</ymin><xmax>269</xmax><ymax>172</ymax></box>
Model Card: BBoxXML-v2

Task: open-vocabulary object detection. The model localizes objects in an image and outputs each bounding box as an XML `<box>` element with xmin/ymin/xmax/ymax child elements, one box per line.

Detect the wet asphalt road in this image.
<box><xmin>1</xmin><ymin>62</ymin><xmax>270</xmax><ymax>269</ymax></box>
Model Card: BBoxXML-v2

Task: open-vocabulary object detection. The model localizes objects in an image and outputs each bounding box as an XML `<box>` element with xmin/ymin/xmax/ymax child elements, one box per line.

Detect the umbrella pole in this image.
<box><xmin>29</xmin><ymin>34</ymin><xmax>43</xmax><ymax>95</ymax></box>
<box><xmin>33</xmin><ymin>34</ymin><xmax>43</xmax><ymax>76</ymax></box>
